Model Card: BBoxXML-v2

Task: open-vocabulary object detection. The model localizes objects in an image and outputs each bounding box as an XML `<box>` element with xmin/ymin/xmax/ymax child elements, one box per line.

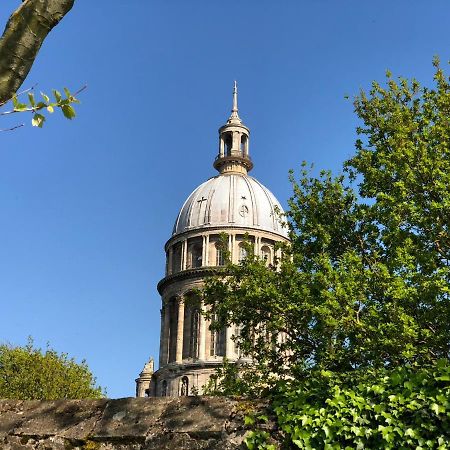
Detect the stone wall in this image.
<box><xmin>0</xmin><ymin>397</ymin><xmax>260</xmax><ymax>449</ymax></box>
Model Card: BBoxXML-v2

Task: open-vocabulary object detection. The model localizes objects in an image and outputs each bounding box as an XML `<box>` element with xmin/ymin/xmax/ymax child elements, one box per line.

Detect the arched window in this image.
<box><xmin>190</xmin><ymin>309</ymin><xmax>200</xmax><ymax>359</ymax></box>
<box><xmin>161</xmin><ymin>380</ymin><xmax>167</xmax><ymax>397</ymax></box>
<box><xmin>180</xmin><ymin>376</ymin><xmax>189</xmax><ymax>396</ymax></box>
<box><xmin>261</xmin><ymin>245</ymin><xmax>271</xmax><ymax>264</ymax></box>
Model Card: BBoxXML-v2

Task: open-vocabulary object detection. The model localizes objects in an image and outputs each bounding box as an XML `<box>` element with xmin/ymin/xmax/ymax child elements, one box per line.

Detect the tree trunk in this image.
<box><xmin>0</xmin><ymin>0</ymin><xmax>75</xmax><ymax>104</ymax></box>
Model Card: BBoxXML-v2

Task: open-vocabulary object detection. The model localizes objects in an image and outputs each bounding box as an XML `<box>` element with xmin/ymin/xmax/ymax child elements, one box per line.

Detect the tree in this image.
<box><xmin>0</xmin><ymin>0</ymin><xmax>75</xmax><ymax>104</ymax></box>
<box><xmin>0</xmin><ymin>339</ymin><xmax>104</xmax><ymax>399</ymax></box>
<box><xmin>202</xmin><ymin>60</ymin><xmax>450</xmax><ymax>395</ymax></box>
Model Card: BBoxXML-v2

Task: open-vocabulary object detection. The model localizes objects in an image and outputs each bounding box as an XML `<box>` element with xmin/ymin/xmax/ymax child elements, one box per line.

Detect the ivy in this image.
<box><xmin>269</xmin><ymin>362</ymin><xmax>450</xmax><ymax>449</ymax></box>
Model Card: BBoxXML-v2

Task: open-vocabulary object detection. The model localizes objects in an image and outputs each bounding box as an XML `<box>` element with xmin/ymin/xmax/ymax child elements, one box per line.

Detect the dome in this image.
<box><xmin>172</xmin><ymin>172</ymin><xmax>288</xmax><ymax>238</ymax></box>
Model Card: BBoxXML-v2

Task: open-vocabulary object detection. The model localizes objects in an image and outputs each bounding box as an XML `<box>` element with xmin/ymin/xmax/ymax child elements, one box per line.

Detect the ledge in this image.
<box><xmin>0</xmin><ymin>397</ymin><xmax>261</xmax><ymax>449</ymax></box>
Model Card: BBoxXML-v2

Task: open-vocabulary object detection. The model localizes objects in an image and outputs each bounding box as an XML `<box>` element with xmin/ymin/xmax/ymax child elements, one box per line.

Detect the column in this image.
<box><xmin>225</xmin><ymin>325</ymin><xmax>234</xmax><ymax>359</ymax></box>
<box><xmin>202</xmin><ymin>236</ymin><xmax>206</xmax><ymax>266</ymax></box>
<box><xmin>158</xmin><ymin>307</ymin><xmax>165</xmax><ymax>368</ymax></box>
<box><xmin>198</xmin><ymin>303</ymin><xmax>207</xmax><ymax>360</ymax></box>
<box><xmin>219</xmin><ymin>136</ymin><xmax>224</xmax><ymax>157</ymax></box>
<box><xmin>182</xmin><ymin>239</ymin><xmax>188</xmax><ymax>270</ymax></box>
<box><xmin>204</xmin><ymin>234</ymin><xmax>210</xmax><ymax>266</ymax></box>
<box><xmin>232</xmin><ymin>234</ymin><xmax>236</xmax><ymax>263</ymax></box>
<box><xmin>162</xmin><ymin>303</ymin><xmax>170</xmax><ymax>366</ymax></box>
<box><xmin>254</xmin><ymin>236</ymin><xmax>260</xmax><ymax>256</ymax></box>
<box><xmin>176</xmin><ymin>298</ymin><xmax>185</xmax><ymax>363</ymax></box>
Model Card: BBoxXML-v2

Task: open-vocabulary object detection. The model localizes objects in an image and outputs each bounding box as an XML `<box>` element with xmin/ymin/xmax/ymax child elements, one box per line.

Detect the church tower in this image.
<box><xmin>136</xmin><ymin>83</ymin><xmax>289</xmax><ymax>397</ymax></box>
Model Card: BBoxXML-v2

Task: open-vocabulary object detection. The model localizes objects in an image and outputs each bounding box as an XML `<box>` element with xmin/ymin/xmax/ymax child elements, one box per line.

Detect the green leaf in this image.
<box><xmin>28</xmin><ymin>92</ymin><xmax>35</xmax><ymax>107</ymax></box>
<box><xmin>61</xmin><ymin>105</ymin><xmax>76</xmax><ymax>119</ymax></box>
<box><xmin>47</xmin><ymin>105</ymin><xmax>54</xmax><ymax>113</ymax></box>
<box><xmin>244</xmin><ymin>415</ymin><xmax>255</xmax><ymax>426</ymax></box>
<box><xmin>31</xmin><ymin>113</ymin><xmax>45</xmax><ymax>128</ymax></box>
<box><xmin>41</xmin><ymin>92</ymin><xmax>50</xmax><ymax>103</ymax></box>
<box><xmin>53</xmin><ymin>89</ymin><xmax>62</xmax><ymax>102</ymax></box>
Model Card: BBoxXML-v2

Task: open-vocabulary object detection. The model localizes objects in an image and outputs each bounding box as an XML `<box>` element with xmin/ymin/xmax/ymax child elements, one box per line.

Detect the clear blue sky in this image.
<box><xmin>0</xmin><ymin>1</ymin><xmax>448</xmax><ymax>398</ymax></box>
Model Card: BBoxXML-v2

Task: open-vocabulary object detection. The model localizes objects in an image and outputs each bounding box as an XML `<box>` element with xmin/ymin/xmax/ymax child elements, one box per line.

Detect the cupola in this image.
<box><xmin>213</xmin><ymin>81</ymin><xmax>253</xmax><ymax>174</ymax></box>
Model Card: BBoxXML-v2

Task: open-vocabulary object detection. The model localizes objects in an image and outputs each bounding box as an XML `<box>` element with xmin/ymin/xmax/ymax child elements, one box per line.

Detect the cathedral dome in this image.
<box><xmin>172</xmin><ymin>172</ymin><xmax>288</xmax><ymax>238</ymax></box>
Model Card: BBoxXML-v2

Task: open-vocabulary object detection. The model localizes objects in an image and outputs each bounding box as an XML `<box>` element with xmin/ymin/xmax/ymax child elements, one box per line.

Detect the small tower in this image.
<box><xmin>135</xmin><ymin>358</ymin><xmax>154</xmax><ymax>397</ymax></box>
<box><xmin>214</xmin><ymin>81</ymin><xmax>253</xmax><ymax>175</ymax></box>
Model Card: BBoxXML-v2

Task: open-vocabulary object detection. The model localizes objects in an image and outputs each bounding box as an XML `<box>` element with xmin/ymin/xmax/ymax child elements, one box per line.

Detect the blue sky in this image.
<box><xmin>0</xmin><ymin>1</ymin><xmax>448</xmax><ymax>398</ymax></box>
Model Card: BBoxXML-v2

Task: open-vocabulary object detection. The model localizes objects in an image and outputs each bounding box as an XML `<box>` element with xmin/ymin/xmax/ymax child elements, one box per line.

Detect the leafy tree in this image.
<box><xmin>0</xmin><ymin>339</ymin><xmax>104</xmax><ymax>399</ymax></box>
<box><xmin>202</xmin><ymin>60</ymin><xmax>450</xmax><ymax>395</ymax></box>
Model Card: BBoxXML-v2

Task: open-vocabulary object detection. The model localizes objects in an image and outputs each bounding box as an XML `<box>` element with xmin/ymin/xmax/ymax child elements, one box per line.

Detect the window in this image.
<box><xmin>210</xmin><ymin>314</ymin><xmax>225</xmax><ymax>357</ymax></box>
<box><xmin>261</xmin><ymin>245</ymin><xmax>271</xmax><ymax>264</ymax></box>
<box><xmin>225</xmin><ymin>133</ymin><xmax>232</xmax><ymax>155</ymax></box>
<box><xmin>216</xmin><ymin>245</ymin><xmax>225</xmax><ymax>266</ymax></box>
<box><xmin>188</xmin><ymin>244</ymin><xmax>202</xmax><ymax>269</ymax></box>
<box><xmin>172</xmin><ymin>243</ymin><xmax>182</xmax><ymax>273</ymax></box>
<box><xmin>180</xmin><ymin>376</ymin><xmax>189</xmax><ymax>396</ymax></box>
<box><xmin>168</xmin><ymin>298</ymin><xmax>178</xmax><ymax>363</ymax></box>
<box><xmin>190</xmin><ymin>309</ymin><xmax>200</xmax><ymax>359</ymax></box>
<box><xmin>161</xmin><ymin>380</ymin><xmax>167</xmax><ymax>397</ymax></box>
<box><xmin>238</xmin><ymin>244</ymin><xmax>247</xmax><ymax>262</ymax></box>
<box><xmin>240</xmin><ymin>135</ymin><xmax>247</xmax><ymax>156</ymax></box>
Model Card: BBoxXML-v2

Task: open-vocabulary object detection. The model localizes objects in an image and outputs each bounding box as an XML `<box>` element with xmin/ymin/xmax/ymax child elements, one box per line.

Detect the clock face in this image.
<box><xmin>239</xmin><ymin>205</ymin><xmax>249</xmax><ymax>217</ymax></box>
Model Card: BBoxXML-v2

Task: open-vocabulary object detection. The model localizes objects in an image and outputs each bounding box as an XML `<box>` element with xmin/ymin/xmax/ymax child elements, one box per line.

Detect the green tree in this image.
<box><xmin>202</xmin><ymin>60</ymin><xmax>450</xmax><ymax>395</ymax></box>
<box><xmin>0</xmin><ymin>339</ymin><xmax>104</xmax><ymax>399</ymax></box>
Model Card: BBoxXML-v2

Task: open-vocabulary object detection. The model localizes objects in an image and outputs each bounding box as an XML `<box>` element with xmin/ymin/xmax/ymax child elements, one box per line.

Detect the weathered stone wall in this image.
<box><xmin>0</xmin><ymin>397</ymin><xmax>257</xmax><ymax>449</ymax></box>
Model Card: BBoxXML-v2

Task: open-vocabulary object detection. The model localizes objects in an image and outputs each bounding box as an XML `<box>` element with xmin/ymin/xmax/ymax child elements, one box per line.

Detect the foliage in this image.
<box><xmin>271</xmin><ymin>361</ymin><xmax>450</xmax><ymax>449</ymax></box>
<box><xmin>202</xmin><ymin>60</ymin><xmax>450</xmax><ymax>395</ymax></box>
<box><xmin>0</xmin><ymin>86</ymin><xmax>83</xmax><ymax>131</ymax></box>
<box><xmin>0</xmin><ymin>338</ymin><xmax>104</xmax><ymax>400</ymax></box>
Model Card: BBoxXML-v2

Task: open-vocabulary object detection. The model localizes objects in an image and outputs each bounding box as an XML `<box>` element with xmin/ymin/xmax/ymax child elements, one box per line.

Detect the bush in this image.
<box><xmin>270</xmin><ymin>361</ymin><xmax>450</xmax><ymax>449</ymax></box>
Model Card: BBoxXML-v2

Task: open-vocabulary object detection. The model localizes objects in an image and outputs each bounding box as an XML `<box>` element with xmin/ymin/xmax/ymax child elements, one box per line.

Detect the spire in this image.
<box><xmin>214</xmin><ymin>82</ymin><xmax>253</xmax><ymax>174</ymax></box>
<box><xmin>228</xmin><ymin>80</ymin><xmax>241</xmax><ymax>124</ymax></box>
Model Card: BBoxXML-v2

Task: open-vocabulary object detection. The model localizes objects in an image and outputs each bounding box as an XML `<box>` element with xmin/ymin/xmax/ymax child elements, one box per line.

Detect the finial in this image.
<box><xmin>228</xmin><ymin>80</ymin><xmax>241</xmax><ymax>123</ymax></box>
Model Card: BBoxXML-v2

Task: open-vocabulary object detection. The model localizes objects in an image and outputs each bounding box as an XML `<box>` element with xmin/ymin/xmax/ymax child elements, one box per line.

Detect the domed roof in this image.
<box><xmin>172</xmin><ymin>172</ymin><xmax>288</xmax><ymax>238</ymax></box>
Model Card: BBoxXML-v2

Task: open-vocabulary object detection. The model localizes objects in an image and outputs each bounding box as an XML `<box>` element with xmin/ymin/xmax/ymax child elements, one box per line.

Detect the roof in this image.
<box><xmin>172</xmin><ymin>172</ymin><xmax>288</xmax><ymax>238</ymax></box>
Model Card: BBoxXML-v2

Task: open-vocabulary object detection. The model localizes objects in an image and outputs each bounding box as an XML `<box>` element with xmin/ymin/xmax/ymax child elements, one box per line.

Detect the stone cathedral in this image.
<box><xmin>136</xmin><ymin>83</ymin><xmax>289</xmax><ymax>397</ymax></box>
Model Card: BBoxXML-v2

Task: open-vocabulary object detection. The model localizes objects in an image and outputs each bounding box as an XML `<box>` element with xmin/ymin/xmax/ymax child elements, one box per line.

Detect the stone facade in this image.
<box><xmin>136</xmin><ymin>83</ymin><xmax>289</xmax><ymax>397</ymax></box>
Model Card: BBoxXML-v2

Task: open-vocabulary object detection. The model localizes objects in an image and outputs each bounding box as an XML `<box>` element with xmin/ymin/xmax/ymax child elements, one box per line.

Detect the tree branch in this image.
<box><xmin>0</xmin><ymin>0</ymin><xmax>75</xmax><ymax>104</ymax></box>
